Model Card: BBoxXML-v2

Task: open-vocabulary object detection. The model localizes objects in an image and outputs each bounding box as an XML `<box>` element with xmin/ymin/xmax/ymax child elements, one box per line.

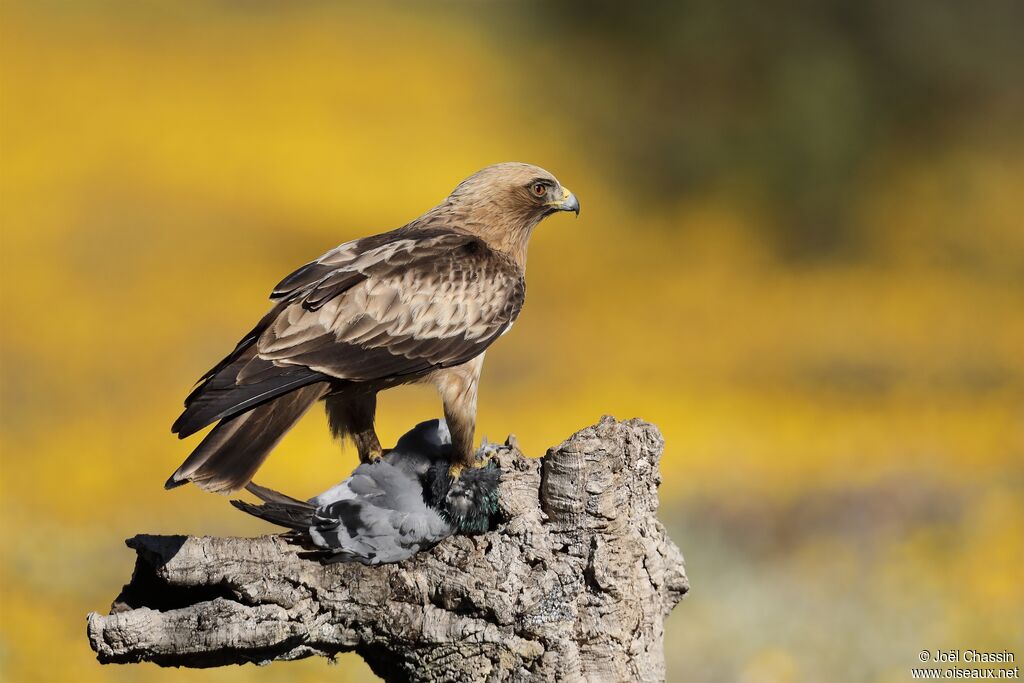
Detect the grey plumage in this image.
<box><xmin>230</xmin><ymin>419</ymin><xmax>501</xmax><ymax>565</ymax></box>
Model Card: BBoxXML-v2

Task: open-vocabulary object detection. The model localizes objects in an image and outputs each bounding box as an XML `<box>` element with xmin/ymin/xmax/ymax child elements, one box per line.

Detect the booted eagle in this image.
<box><xmin>166</xmin><ymin>162</ymin><xmax>578</xmax><ymax>493</ymax></box>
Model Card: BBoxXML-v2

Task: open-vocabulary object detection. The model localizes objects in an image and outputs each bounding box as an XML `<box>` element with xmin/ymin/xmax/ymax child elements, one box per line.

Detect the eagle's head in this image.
<box><xmin>442</xmin><ymin>163</ymin><xmax>579</xmax><ymax>264</ymax></box>
<box><xmin>450</xmin><ymin>162</ymin><xmax>579</xmax><ymax>220</ymax></box>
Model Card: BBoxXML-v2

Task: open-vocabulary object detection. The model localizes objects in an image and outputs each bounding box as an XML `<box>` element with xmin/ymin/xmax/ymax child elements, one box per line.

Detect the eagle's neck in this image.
<box><xmin>423</xmin><ymin>201</ymin><xmax>541</xmax><ymax>271</ymax></box>
<box><xmin>478</xmin><ymin>220</ymin><xmax>538</xmax><ymax>271</ymax></box>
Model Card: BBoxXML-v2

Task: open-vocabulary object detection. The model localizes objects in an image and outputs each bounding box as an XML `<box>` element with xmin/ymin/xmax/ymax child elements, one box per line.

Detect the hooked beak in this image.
<box><xmin>546</xmin><ymin>186</ymin><xmax>580</xmax><ymax>216</ymax></box>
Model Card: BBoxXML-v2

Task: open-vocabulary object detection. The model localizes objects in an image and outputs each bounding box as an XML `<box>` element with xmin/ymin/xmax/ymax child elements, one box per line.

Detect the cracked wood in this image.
<box><xmin>87</xmin><ymin>416</ymin><xmax>688</xmax><ymax>682</ymax></box>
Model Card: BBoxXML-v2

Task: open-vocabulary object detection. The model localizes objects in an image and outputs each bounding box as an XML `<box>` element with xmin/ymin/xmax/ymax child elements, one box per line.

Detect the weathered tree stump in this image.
<box><xmin>87</xmin><ymin>416</ymin><xmax>688</xmax><ymax>681</ymax></box>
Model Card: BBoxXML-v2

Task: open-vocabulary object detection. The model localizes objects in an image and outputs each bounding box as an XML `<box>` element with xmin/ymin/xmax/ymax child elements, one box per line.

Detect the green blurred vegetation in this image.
<box><xmin>1</xmin><ymin>3</ymin><xmax>1022</xmax><ymax>682</ymax></box>
<box><xmin>488</xmin><ymin>0</ymin><xmax>1024</xmax><ymax>256</ymax></box>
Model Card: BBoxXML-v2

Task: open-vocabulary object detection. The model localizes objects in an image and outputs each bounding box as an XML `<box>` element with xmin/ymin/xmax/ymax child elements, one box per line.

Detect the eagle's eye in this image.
<box><xmin>531</xmin><ymin>182</ymin><xmax>547</xmax><ymax>198</ymax></box>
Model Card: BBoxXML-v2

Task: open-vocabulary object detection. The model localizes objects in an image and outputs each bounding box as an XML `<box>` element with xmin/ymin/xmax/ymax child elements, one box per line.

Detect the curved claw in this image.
<box><xmin>449</xmin><ymin>446</ymin><xmax>497</xmax><ymax>480</ymax></box>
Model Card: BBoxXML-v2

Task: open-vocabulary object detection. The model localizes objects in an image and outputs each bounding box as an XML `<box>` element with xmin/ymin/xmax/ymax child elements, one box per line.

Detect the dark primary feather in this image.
<box><xmin>171</xmin><ymin>350</ymin><xmax>328</xmax><ymax>439</ymax></box>
<box><xmin>229</xmin><ymin>483</ymin><xmax>317</xmax><ymax>530</ymax></box>
<box><xmin>246</xmin><ymin>481</ymin><xmax>309</xmax><ymax>506</ymax></box>
<box><xmin>230</xmin><ymin>498</ymin><xmax>314</xmax><ymax>530</ymax></box>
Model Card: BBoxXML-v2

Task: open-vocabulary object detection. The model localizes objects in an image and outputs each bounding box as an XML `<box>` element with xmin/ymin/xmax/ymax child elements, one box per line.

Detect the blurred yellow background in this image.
<box><xmin>2</xmin><ymin>2</ymin><xmax>1022</xmax><ymax>682</ymax></box>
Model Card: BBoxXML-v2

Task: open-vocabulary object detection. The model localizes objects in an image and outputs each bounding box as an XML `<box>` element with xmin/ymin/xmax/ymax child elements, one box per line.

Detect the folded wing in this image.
<box><xmin>173</xmin><ymin>228</ymin><xmax>525</xmax><ymax>439</ymax></box>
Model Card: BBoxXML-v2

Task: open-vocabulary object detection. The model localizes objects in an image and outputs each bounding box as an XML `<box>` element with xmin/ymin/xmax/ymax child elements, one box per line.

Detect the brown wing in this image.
<box><xmin>268</xmin><ymin>228</ymin><xmax>407</xmax><ymax>300</ymax></box>
<box><xmin>172</xmin><ymin>229</ymin><xmax>523</xmax><ymax>438</ymax></box>
<box><xmin>257</xmin><ymin>232</ymin><xmax>525</xmax><ymax>381</ymax></box>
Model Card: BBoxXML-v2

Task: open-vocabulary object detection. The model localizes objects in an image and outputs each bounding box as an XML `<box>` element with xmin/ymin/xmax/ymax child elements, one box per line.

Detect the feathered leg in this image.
<box><xmin>431</xmin><ymin>354</ymin><xmax>484</xmax><ymax>477</ymax></box>
<box><xmin>325</xmin><ymin>390</ymin><xmax>382</xmax><ymax>463</ymax></box>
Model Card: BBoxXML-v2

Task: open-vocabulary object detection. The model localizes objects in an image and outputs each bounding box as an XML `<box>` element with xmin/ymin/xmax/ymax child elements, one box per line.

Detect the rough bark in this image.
<box><xmin>87</xmin><ymin>416</ymin><xmax>688</xmax><ymax>681</ymax></box>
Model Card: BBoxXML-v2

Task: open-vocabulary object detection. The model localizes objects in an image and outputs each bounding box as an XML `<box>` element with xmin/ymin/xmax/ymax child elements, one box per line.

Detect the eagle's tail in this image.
<box><xmin>230</xmin><ymin>482</ymin><xmax>316</xmax><ymax>531</ymax></box>
<box><xmin>165</xmin><ymin>382</ymin><xmax>330</xmax><ymax>494</ymax></box>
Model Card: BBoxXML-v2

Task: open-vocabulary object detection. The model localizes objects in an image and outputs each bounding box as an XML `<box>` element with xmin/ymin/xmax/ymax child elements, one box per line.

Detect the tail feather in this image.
<box><xmin>245</xmin><ymin>481</ymin><xmax>310</xmax><ymax>506</ymax></box>
<box><xmin>230</xmin><ymin>497</ymin><xmax>315</xmax><ymax>531</ymax></box>
<box><xmin>165</xmin><ymin>382</ymin><xmax>330</xmax><ymax>493</ymax></box>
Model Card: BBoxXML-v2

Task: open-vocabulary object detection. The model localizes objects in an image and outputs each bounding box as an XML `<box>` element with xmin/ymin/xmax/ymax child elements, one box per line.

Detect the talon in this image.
<box><xmin>450</xmin><ymin>444</ymin><xmax>498</xmax><ymax>480</ymax></box>
<box><xmin>363</xmin><ymin>447</ymin><xmax>383</xmax><ymax>464</ymax></box>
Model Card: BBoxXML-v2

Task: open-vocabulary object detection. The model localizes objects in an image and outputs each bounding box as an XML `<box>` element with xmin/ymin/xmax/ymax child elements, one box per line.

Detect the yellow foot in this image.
<box><xmin>448</xmin><ymin>447</ymin><xmax>495</xmax><ymax>479</ymax></box>
<box><xmin>362</xmin><ymin>448</ymin><xmax>384</xmax><ymax>464</ymax></box>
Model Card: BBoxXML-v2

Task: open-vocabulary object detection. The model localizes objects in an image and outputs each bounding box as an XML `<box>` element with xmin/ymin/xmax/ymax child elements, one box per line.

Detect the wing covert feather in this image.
<box><xmin>258</xmin><ymin>232</ymin><xmax>524</xmax><ymax>382</ymax></box>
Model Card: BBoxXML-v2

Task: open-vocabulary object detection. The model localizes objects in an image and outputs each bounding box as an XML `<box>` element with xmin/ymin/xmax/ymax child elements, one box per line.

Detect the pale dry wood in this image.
<box><xmin>87</xmin><ymin>416</ymin><xmax>688</xmax><ymax>682</ymax></box>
